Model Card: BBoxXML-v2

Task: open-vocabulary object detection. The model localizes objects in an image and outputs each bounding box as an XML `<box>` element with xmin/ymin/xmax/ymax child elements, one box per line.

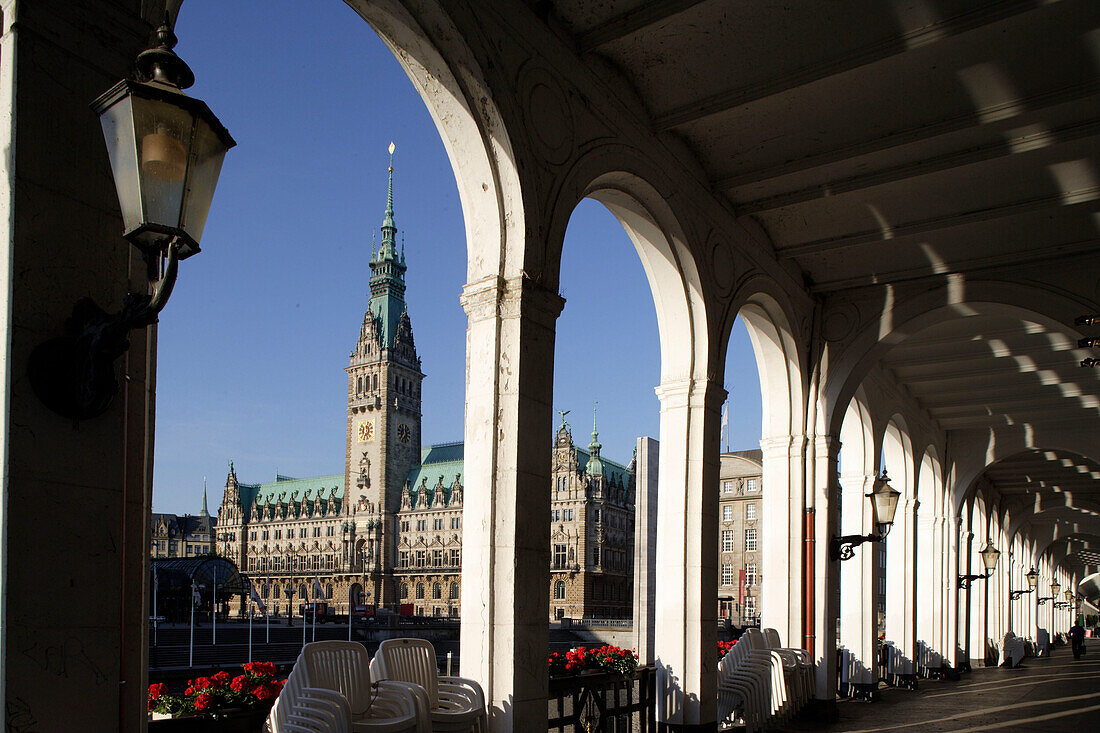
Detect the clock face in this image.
<box><xmin>397</xmin><ymin>423</ymin><xmax>412</xmax><ymax>444</ymax></box>
<box><xmin>357</xmin><ymin>420</ymin><xmax>374</xmax><ymax>442</ymax></box>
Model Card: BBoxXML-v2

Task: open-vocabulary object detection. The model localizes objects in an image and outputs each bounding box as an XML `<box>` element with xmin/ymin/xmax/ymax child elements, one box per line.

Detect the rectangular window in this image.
<box><xmin>451</xmin><ymin>517</ymin><xmax>461</xmax><ymax>530</ymax></box>
<box><xmin>722</xmin><ymin>480</ymin><xmax>733</xmax><ymax>493</ymax></box>
<box><xmin>313</xmin><ymin>527</ymin><xmax>320</xmax><ymax>538</ymax></box>
<box><xmin>274</xmin><ymin>530</ymin><xmax>281</xmax><ymax>540</ymax></box>
<box><xmin>262</xmin><ymin>530</ymin><xmax>269</xmax><ymax>540</ymax></box>
<box><xmin>745</xmin><ymin>596</ymin><xmax>756</xmax><ymax>616</ymax></box>
<box><xmin>745</xmin><ymin>528</ymin><xmax>757</xmax><ymax>552</ymax></box>
<box><xmin>745</xmin><ymin>563</ymin><xmax>757</xmax><ymax>586</ymax></box>
<box><xmin>415</xmin><ymin>550</ymin><xmax>426</xmax><ymax>567</ymax></box>
<box><xmin>722</xmin><ymin>505</ymin><xmax>733</xmax><ymax>522</ymax></box>
<box><xmin>450</xmin><ymin>548</ymin><xmax>461</xmax><ymax>566</ymax></box>
<box><xmin>721</xmin><ymin>530</ymin><xmax>734</xmax><ymax>552</ymax></box>
<box><xmin>746</xmin><ymin>503</ymin><xmax>757</xmax><ymax>521</ymax></box>
<box><xmin>565</xmin><ymin>509</ymin><xmax>574</xmax><ymax>521</ymax></box>
<box><xmin>553</xmin><ymin>509</ymin><xmax>561</xmax><ymax>522</ymax></box>
<box><xmin>433</xmin><ymin>518</ymin><xmax>444</xmax><ymax>531</ymax></box>
<box><xmin>250</xmin><ymin>531</ymin><xmax>257</xmax><ymax>541</ymax></box>
<box><xmin>416</xmin><ymin>520</ymin><xmax>426</xmax><ymax>532</ymax></box>
<box><xmin>592</xmin><ymin>547</ymin><xmax>601</xmax><ymax>566</ymax></box>
<box><xmin>746</xmin><ymin>478</ymin><xmax>758</xmax><ymax>492</ymax></box>
<box><xmin>399</xmin><ymin>551</ymin><xmax>409</xmax><ymax>568</ymax></box>
<box><xmin>326</xmin><ymin>526</ymin><xmax>335</xmax><ymax>536</ymax></box>
<box><xmin>721</xmin><ymin>564</ymin><xmax>734</xmax><ymax>585</ymax></box>
<box><xmin>287</xmin><ymin>529</ymin><xmax>295</xmax><ymax>539</ymax></box>
<box><xmin>432</xmin><ymin>549</ymin><xmax>443</xmax><ymax>566</ymax></box>
<box><xmin>400</xmin><ymin>520</ymin><xmax>410</xmax><ymax>532</ymax></box>
<box><xmin>553</xmin><ymin>544</ymin><xmax>567</xmax><ymax>569</ymax></box>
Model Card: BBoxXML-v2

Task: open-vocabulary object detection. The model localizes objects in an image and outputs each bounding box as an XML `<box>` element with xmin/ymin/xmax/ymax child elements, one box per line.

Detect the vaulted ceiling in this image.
<box><xmin>549</xmin><ymin>0</ymin><xmax>1100</xmax><ymax>563</ymax></box>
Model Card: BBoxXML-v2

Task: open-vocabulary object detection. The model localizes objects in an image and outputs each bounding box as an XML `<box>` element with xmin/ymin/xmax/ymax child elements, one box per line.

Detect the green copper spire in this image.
<box><xmin>367</xmin><ymin>141</ymin><xmax>407</xmax><ymax>348</ymax></box>
<box><xmin>586</xmin><ymin>401</ymin><xmax>605</xmax><ymax>477</ymax></box>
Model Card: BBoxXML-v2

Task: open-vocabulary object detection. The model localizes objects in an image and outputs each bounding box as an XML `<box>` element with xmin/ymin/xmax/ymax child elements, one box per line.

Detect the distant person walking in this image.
<box><xmin>1070</xmin><ymin>620</ymin><xmax>1086</xmax><ymax>660</ymax></box>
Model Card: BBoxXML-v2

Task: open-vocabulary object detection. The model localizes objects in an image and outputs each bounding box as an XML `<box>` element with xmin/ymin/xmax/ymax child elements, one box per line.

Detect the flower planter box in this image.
<box><xmin>148</xmin><ymin>705</ymin><xmax>270</xmax><ymax>733</ymax></box>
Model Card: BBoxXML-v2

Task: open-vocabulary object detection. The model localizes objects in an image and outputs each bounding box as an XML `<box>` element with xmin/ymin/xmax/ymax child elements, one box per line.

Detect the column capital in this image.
<box><xmin>459</xmin><ymin>274</ymin><xmax>565</xmax><ymax>327</ymax></box>
<box><xmin>759</xmin><ymin>434</ymin><xmax>807</xmax><ymax>459</ymax></box>
<box><xmin>653</xmin><ymin>377</ymin><xmax>726</xmax><ymax>408</ymax></box>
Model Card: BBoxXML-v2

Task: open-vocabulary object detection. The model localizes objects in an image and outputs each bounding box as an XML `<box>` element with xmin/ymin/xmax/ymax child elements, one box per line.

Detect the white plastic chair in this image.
<box><xmin>269</xmin><ymin>655</ymin><xmax>353</xmax><ymax>733</ymax></box>
<box><xmin>297</xmin><ymin>640</ymin><xmax>430</xmax><ymax>733</ymax></box>
<box><xmin>763</xmin><ymin>627</ymin><xmax>813</xmax><ymax>710</ymax></box>
<box><xmin>717</xmin><ymin>637</ymin><xmax>776</xmax><ymax>732</ymax></box>
<box><xmin>372</xmin><ymin>638</ymin><xmax>486</xmax><ymax>733</ymax></box>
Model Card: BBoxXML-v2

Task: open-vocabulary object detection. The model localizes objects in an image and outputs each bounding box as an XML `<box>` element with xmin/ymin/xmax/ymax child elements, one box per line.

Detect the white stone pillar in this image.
<box><xmin>810</xmin><ymin>435</ymin><xmax>842</xmax><ymax>700</ymax></box>
<box><xmin>632</xmin><ymin>436</ymin><xmax>660</xmax><ymax>664</ymax></box>
<box><xmin>916</xmin><ymin>505</ymin><xmax>938</xmax><ymax>668</ymax></box>
<box><xmin>459</xmin><ymin>274</ymin><xmax>563</xmax><ymax>731</ymax></box>
<box><xmin>886</xmin><ymin>497</ymin><xmax>918</xmax><ymax>681</ymax></box>
<box><xmin>759</xmin><ymin>435</ymin><xmax>806</xmax><ymax>651</ymax></box>
<box><xmin>839</xmin><ymin>470</ymin><xmax>877</xmax><ymax>697</ymax></box>
<box><xmin>653</xmin><ymin>378</ymin><xmax>722</xmax><ymax>728</ymax></box>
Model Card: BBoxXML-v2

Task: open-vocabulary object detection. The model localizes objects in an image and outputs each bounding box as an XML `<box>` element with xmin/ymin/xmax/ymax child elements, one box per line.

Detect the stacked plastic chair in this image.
<box><xmin>371</xmin><ymin>638</ymin><xmax>487</xmax><ymax>733</ymax></box>
<box><xmin>762</xmin><ymin>628</ymin><xmax>813</xmax><ymax>710</ymax></box>
<box><xmin>717</xmin><ymin>630</ymin><xmax>791</xmax><ymax>731</ymax></box>
<box><xmin>268</xmin><ymin>641</ymin><xmax>429</xmax><ymax>733</ymax></box>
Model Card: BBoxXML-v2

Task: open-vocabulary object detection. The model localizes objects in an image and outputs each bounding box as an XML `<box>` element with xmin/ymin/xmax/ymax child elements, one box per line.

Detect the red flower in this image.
<box><xmin>148</xmin><ymin>683</ymin><xmax>166</xmax><ymax>701</ymax></box>
<box><xmin>252</xmin><ymin>683</ymin><xmax>277</xmax><ymax>701</ymax></box>
<box><xmin>230</xmin><ymin>675</ymin><xmax>248</xmax><ymax>692</ymax></box>
<box><xmin>210</xmin><ymin>671</ymin><xmax>231</xmax><ymax>688</ymax></box>
<box><xmin>194</xmin><ymin>693</ymin><xmax>213</xmax><ymax>711</ymax></box>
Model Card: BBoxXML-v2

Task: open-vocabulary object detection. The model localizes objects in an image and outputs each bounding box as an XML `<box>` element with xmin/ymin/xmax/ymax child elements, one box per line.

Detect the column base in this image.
<box><xmin>848</xmin><ymin>683</ymin><xmax>878</xmax><ymax>702</ymax></box>
<box><xmin>891</xmin><ymin>673</ymin><xmax>918</xmax><ymax>690</ymax></box>
<box><xmin>805</xmin><ymin>698</ymin><xmax>840</xmax><ymax>720</ymax></box>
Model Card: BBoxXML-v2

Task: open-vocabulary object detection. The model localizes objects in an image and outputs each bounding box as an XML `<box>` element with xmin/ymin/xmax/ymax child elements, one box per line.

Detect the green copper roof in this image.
<box><xmin>367</xmin><ymin>149</ymin><xmax>407</xmax><ymax>349</ymax></box>
<box><xmin>239</xmin><ymin>473</ymin><xmax>345</xmax><ymax>519</ymax></box>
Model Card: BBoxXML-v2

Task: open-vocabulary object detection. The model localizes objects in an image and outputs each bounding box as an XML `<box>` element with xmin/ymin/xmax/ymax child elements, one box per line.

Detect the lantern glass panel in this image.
<box><xmin>132</xmin><ymin>94</ymin><xmax>195</xmax><ymax>245</ymax></box>
<box><xmin>870</xmin><ymin>481</ymin><xmax>900</xmax><ymax>526</ymax></box>
<box><xmin>1052</xmin><ymin>581</ymin><xmax>1061</xmax><ymax>597</ymax></box>
<box><xmin>178</xmin><ymin>113</ymin><xmax>229</xmax><ymax>249</ymax></box>
<box><xmin>1026</xmin><ymin>569</ymin><xmax>1038</xmax><ymax>589</ymax></box>
<box><xmin>97</xmin><ymin>93</ymin><xmax>142</xmax><ymax>239</ymax></box>
<box><xmin>980</xmin><ymin>544</ymin><xmax>1000</xmax><ymax>572</ymax></box>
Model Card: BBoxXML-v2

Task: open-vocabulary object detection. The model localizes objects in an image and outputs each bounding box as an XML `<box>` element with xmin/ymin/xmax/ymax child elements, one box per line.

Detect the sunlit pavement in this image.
<box><xmin>778</xmin><ymin>640</ymin><xmax>1100</xmax><ymax>732</ymax></box>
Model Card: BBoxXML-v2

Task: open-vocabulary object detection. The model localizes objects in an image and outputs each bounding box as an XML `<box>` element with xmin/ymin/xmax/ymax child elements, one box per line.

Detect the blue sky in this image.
<box><xmin>153</xmin><ymin>1</ymin><xmax>761</xmax><ymax>516</ymax></box>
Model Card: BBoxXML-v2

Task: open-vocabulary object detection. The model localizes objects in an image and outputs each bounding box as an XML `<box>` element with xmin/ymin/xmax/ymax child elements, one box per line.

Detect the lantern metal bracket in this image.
<box><xmin>28</xmin><ymin>238</ymin><xmax>180</xmax><ymax>420</ymax></box>
<box><xmin>830</xmin><ymin>530</ymin><xmax>885</xmax><ymax>562</ymax></box>
<box><xmin>957</xmin><ymin>572</ymin><xmax>991</xmax><ymax>590</ymax></box>
<box><xmin>1009</xmin><ymin>588</ymin><xmax>1034</xmax><ymax>600</ymax></box>
<box><xmin>1037</xmin><ymin>596</ymin><xmax>1054</xmax><ymax>606</ymax></box>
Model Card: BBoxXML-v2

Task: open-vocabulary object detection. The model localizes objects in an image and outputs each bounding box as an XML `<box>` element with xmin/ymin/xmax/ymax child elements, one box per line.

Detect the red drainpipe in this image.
<box><xmin>804</xmin><ymin>508</ymin><xmax>815</xmax><ymax>651</ymax></box>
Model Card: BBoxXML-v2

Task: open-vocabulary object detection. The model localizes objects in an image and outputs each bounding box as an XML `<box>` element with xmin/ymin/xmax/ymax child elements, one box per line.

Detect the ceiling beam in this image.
<box><xmin>810</xmin><ymin>236</ymin><xmax>1100</xmax><ymax>293</ymax></box>
<box><xmin>714</xmin><ymin>80</ymin><xmax>1098</xmax><ymax>192</ymax></box>
<box><xmin>576</xmin><ymin>0</ymin><xmax>710</xmax><ymax>52</ymax></box>
<box><xmin>776</xmin><ymin>188</ymin><xmax>1100</xmax><ymax>259</ymax></box>
<box><xmin>938</xmin><ymin>409</ymin><xmax>1100</xmax><ymax>430</ymax></box>
<box><xmin>735</xmin><ymin>119</ymin><xmax>1100</xmax><ymax>215</ymax></box>
<box><xmin>655</xmin><ymin>0</ymin><xmax>1050</xmax><ymax>131</ymax></box>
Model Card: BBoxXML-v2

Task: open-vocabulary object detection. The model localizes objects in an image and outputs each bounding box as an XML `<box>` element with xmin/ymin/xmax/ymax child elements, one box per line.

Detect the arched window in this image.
<box><xmin>432</xmin><ymin>582</ymin><xmax>442</xmax><ymax>599</ymax></box>
<box><xmin>373</xmin><ymin>374</ymin><xmax>378</xmax><ymax>390</ymax></box>
<box><xmin>415</xmin><ymin>583</ymin><xmax>425</xmax><ymax>600</ymax></box>
<box><xmin>554</xmin><ymin>581</ymin><xmax>566</xmax><ymax>600</ymax></box>
<box><xmin>357</xmin><ymin>376</ymin><xmax>362</xmax><ymax>393</ymax></box>
<box><xmin>298</xmin><ymin>584</ymin><xmax>307</xmax><ymax>599</ymax></box>
<box><xmin>450</xmin><ymin>582</ymin><xmax>459</xmax><ymax>600</ymax></box>
<box><xmin>400</xmin><ymin>583</ymin><xmax>408</xmax><ymax>599</ymax></box>
<box><xmin>326</xmin><ymin>583</ymin><xmax>333</xmax><ymax>599</ymax></box>
<box><xmin>261</xmin><ymin>583</ymin><xmax>269</xmax><ymax>599</ymax></box>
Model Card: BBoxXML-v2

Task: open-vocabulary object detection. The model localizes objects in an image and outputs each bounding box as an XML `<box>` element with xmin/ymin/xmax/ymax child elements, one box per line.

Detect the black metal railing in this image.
<box><xmin>548</xmin><ymin>666</ymin><xmax>656</xmax><ymax>733</ymax></box>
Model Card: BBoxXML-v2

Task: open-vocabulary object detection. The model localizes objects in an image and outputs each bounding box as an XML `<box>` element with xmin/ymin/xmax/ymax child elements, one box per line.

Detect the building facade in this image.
<box><xmin>717</xmin><ymin>450</ymin><xmax>763</xmax><ymax>626</ymax></box>
<box><xmin>150</xmin><ymin>485</ymin><xmax>215</xmax><ymax>559</ymax></box>
<box><xmin>213</xmin><ymin>161</ymin><xmax>634</xmax><ymax>620</ymax></box>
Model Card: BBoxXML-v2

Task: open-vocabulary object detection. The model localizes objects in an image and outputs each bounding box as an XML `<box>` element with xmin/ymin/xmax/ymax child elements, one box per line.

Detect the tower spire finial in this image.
<box><xmin>201</xmin><ymin>476</ymin><xmax>209</xmax><ymax>517</ymax></box>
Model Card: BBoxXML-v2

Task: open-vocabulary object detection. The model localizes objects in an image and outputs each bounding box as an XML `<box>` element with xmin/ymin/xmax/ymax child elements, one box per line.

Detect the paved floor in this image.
<box><xmin>779</xmin><ymin>640</ymin><xmax>1100</xmax><ymax>732</ymax></box>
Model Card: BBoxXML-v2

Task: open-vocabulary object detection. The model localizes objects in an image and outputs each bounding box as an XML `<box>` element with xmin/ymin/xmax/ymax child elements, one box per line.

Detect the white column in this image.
<box><xmin>916</xmin><ymin>501</ymin><xmax>939</xmax><ymax>672</ymax></box>
<box><xmin>759</xmin><ymin>435</ymin><xmax>806</xmax><ymax>651</ymax></box>
<box><xmin>811</xmin><ymin>435</ymin><xmax>842</xmax><ymax>700</ymax></box>
<box><xmin>632</xmin><ymin>436</ymin><xmax>660</xmax><ymax>664</ymax></box>
<box><xmin>653</xmin><ymin>378</ymin><xmax>722</xmax><ymax>728</ymax></box>
<box><xmin>459</xmin><ymin>275</ymin><xmax>563</xmax><ymax>731</ymax></box>
<box><xmin>886</xmin><ymin>497</ymin><xmax>918</xmax><ymax>679</ymax></box>
<box><xmin>839</xmin><ymin>470</ymin><xmax>877</xmax><ymax>696</ymax></box>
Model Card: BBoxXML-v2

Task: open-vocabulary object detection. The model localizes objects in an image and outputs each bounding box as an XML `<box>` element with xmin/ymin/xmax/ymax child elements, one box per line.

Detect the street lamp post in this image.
<box><xmin>957</xmin><ymin>541</ymin><xmax>1001</xmax><ymax>589</ymax></box>
<box><xmin>830</xmin><ymin>470</ymin><xmax>901</xmax><ymax>561</ymax></box>
<box><xmin>1009</xmin><ymin>568</ymin><xmax>1039</xmax><ymax>600</ymax></box>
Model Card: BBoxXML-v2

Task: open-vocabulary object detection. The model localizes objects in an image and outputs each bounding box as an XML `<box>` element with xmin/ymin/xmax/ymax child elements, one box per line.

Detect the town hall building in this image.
<box><xmin>214</xmin><ymin>159</ymin><xmax>636</xmax><ymax>620</ymax></box>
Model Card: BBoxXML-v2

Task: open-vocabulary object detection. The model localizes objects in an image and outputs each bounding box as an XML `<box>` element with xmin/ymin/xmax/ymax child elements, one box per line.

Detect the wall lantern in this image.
<box><xmin>1010</xmin><ymin>567</ymin><xmax>1039</xmax><ymax>600</ymax></box>
<box><xmin>28</xmin><ymin>20</ymin><xmax>234</xmax><ymax>420</ymax></box>
<box><xmin>1038</xmin><ymin>580</ymin><xmax>1061</xmax><ymax>606</ymax></box>
<box><xmin>958</xmin><ymin>540</ymin><xmax>1000</xmax><ymax>589</ymax></box>
<box><xmin>830</xmin><ymin>469</ymin><xmax>901</xmax><ymax>561</ymax></box>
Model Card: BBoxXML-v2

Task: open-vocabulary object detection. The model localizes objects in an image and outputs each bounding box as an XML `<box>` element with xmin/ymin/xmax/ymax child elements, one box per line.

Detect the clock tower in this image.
<box><xmin>345</xmin><ymin>146</ymin><xmax>424</xmax><ymax>606</ymax></box>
